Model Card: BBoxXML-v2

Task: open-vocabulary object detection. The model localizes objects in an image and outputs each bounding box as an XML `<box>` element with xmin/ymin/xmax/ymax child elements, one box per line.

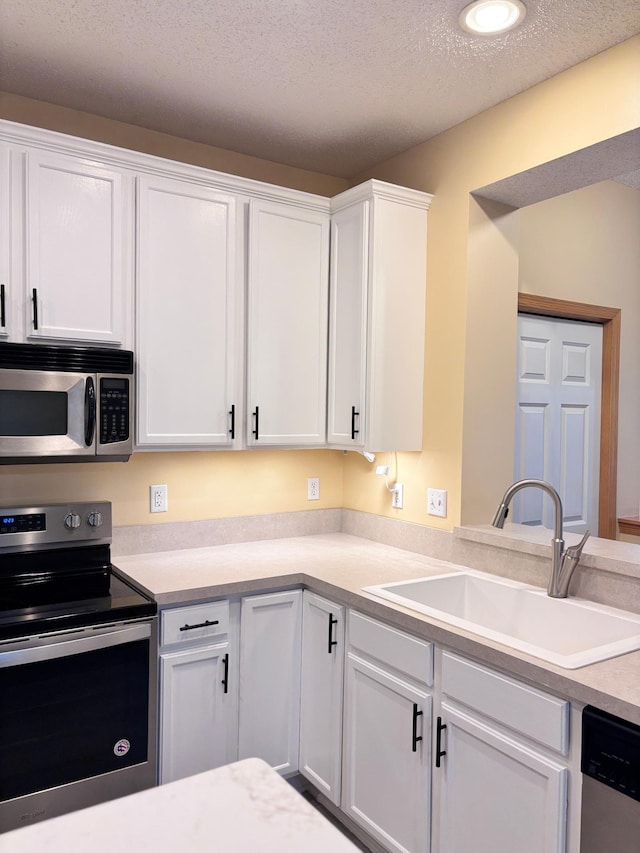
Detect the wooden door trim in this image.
<box><xmin>518</xmin><ymin>293</ymin><xmax>621</xmax><ymax>539</ymax></box>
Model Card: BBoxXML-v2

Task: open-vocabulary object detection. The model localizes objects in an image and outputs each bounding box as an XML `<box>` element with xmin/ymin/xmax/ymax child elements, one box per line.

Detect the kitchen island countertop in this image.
<box><xmin>1</xmin><ymin>758</ymin><xmax>360</xmax><ymax>852</ymax></box>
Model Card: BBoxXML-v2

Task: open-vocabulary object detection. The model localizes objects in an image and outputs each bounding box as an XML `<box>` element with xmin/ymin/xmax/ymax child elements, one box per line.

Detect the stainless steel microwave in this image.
<box><xmin>0</xmin><ymin>343</ymin><xmax>134</xmax><ymax>463</ymax></box>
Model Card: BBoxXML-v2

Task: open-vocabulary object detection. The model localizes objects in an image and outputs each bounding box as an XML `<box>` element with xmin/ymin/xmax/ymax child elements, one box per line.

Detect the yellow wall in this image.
<box><xmin>1</xmin><ymin>36</ymin><xmax>639</xmax><ymax>531</ymax></box>
<box><xmin>0</xmin><ymin>451</ymin><xmax>344</xmax><ymax>527</ymax></box>
<box><xmin>344</xmin><ymin>35</ymin><xmax>640</xmax><ymax>529</ymax></box>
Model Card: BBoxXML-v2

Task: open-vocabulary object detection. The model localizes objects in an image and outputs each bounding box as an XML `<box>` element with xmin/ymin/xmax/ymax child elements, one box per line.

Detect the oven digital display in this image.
<box><xmin>0</xmin><ymin>513</ymin><xmax>46</xmax><ymax>534</ymax></box>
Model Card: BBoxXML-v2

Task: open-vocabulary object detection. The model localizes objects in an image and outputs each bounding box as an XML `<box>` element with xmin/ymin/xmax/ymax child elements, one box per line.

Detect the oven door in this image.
<box><xmin>0</xmin><ymin>620</ymin><xmax>157</xmax><ymax>829</ymax></box>
<box><xmin>0</xmin><ymin>368</ymin><xmax>96</xmax><ymax>459</ymax></box>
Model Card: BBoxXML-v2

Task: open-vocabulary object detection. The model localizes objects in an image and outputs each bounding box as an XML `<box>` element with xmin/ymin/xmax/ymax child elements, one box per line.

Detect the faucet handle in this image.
<box><xmin>566</xmin><ymin>530</ymin><xmax>590</xmax><ymax>559</ymax></box>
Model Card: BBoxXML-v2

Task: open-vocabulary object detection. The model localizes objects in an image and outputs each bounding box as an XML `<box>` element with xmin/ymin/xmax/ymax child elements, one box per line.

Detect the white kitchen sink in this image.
<box><xmin>363</xmin><ymin>569</ymin><xmax>640</xmax><ymax>669</ymax></box>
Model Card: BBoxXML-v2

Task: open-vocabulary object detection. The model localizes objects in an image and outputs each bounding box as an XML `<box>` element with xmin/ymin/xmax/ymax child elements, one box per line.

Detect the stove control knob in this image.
<box><xmin>87</xmin><ymin>511</ymin><xmax>103</xmax><ymax>528</ymax></box>
<box><xmin>64</xmin><ymin>512</ymin><xmax>81</xmax><ymax>530</ymax></box>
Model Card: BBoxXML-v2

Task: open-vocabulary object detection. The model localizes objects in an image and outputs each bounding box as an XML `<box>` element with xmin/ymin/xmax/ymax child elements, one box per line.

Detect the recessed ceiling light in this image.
<box><xmin>459</xmin><ymin>0</ymin><xmax>526</xmax><ymax>35</ymax></box>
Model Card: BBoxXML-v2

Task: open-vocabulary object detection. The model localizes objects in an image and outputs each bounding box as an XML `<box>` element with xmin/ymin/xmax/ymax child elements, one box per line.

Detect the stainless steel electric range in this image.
<box><xmin>0</xmin><ymin>502</ymin><xmax>158</xmax><ymax>833</ymax></box>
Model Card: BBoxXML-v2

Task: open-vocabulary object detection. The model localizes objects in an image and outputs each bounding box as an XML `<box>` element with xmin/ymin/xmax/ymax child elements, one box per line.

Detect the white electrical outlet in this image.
<box><xmin>307</xmin><ymin>477</ymin><xmax>320</xmax><ymax>500</ymax></box>
<box><xmin>392</xmin><ymin>483</ymin><xmax>404</xmax><ymax>509</ymax></box>
<box><xmin>150</xmin><ymin>484</ymin><xmax>168</xmax><ymax>513</ymax></box>
<box><xmin>375</xmin><ymin>465</ymin><xmax>390</xmax><ymax>477</ymax></box>
<box><xmin>427</xmin><ymin>488</ymin><xmax>447</xmax><ymax>518</ymax></box>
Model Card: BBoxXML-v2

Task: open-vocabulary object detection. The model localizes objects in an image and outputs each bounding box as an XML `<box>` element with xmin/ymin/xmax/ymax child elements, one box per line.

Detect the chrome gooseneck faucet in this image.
<box><xmin>492</xmin><ymin>479</ymin><xmax>590</xmax><ymax>598</ymax></box>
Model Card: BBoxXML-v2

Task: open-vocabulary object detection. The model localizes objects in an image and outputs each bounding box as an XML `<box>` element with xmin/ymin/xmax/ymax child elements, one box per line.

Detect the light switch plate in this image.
<box><xmin>427</xmin><ymin>488</ymin><xmax>447</xmax><ymax>518</ymax></box>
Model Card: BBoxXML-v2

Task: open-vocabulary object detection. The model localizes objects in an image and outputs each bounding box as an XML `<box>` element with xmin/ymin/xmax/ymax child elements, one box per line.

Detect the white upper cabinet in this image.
<box><xmin>136</xmin><ymin>174</ymin><xmax>242</xmax><ymax>449</ymax></box>
<box><xmin>246</xmin><ymin>198</ymin><xmax>330</xmax><ymax>446</ymax></box>
<box><xmin>327</xmin><ymin>201</ymin><xmax>368</xmax><ymax>447</ymax></box>
<box><xmin>24</xmin><ymin>149</ymin><xmax>131</xmax><ymax>345</ymax></box>
<box><xmin>0</xmin><ymin>144</ymin><xmax>9</xmax><ymax>339</ymax></box>
<box><xmin>328</xmin><ymin>180</ymin><xmax>432</xmax><ymax>452</ymax></box>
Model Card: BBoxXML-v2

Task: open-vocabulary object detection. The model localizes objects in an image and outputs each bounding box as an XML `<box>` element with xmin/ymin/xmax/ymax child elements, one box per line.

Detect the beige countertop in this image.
<box><xmin>114</xmin><ymin>532</ymin><xmax>640</xmax><ymax>725</ymax></box>
<box><xmin>1</xmin><ymin>758</ymin><xmax>360</xmax><ymax>852</ymax></box>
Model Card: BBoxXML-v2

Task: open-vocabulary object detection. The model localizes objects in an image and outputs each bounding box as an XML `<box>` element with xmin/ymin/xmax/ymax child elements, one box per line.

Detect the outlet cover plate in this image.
<box><xmin>307</xmin><ymin>477</ymin><xmax>320</xmax><ymax>500</ymax></box>
<box><xmin>150</xmin><ymin>484</ymin><xmax>168</xmax><ymax>513</ymax></box>
<box><xmin>392</xmin><ymin>483</ymin><xmax>404</xmax><ymax>509</ymax></box>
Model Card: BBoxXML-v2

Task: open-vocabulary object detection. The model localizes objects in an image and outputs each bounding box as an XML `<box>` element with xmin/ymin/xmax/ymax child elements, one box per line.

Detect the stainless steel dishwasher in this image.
<box><xmin>580</xmin><ymin>705</ymin><xmax>640</xmax><ymax>852</ymax></box>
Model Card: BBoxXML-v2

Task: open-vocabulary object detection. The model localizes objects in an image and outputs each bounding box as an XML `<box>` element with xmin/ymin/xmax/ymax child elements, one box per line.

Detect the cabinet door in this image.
<box><xmin>137</xmin><ymin>175</ymin><xmax>241</xmax><ymax>448</ymax></box>
<box><xmin>365</xmin><ymin>195</ymin><xmax>428</xmax><ymax>451</ymax></box>
<box><xmin>0</xmin><ymin>144</ymin><xmax>9</xmax><ymax>339</ymax></box>
<box><xmin>238</xmin><ymin>590</ymin><xmax>302</xmax><ymax>774</ymax></box>
<box><xmin>342</xmin><ymin>653</ymin><xmax>431</xmax><ymax>853</ymax></box>
<box><xmin>25</xmin><ymin>149</ymin><xmax>129</xmax><ymax>344</ymax></box>
<box><xmin>327</xmin><ymin>202</ymin><xmax>368</xmax><ymax>447</ymax></box>
<box><xmin>435</xmin><ymin>702</ymin><xmax>567</xmax><ymax>853</ymax></box>
<box><xmin>246</xmin><ymin>199</ymin><xmax>329</xmax><ymax>446</ymax></box>
<box><xmin>299</xmin><ymin>592</ymin><xmax>345</xmax><ymax>805</ymax></box>
<box><xmin>159</xmin><ymin>640</ymin><xmax>234</xmax><ymax>784</ymax></box>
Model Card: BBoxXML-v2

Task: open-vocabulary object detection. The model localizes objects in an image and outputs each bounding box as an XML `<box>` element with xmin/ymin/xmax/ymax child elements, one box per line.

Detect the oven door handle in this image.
<box><xmin>0</xmin><ymin>622</ymin><xmax>152</xmax><ymax>668</ymax></box>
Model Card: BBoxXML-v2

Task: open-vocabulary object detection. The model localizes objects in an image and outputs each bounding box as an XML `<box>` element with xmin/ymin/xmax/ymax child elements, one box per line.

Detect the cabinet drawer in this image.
<box><xmin>348</xmin><ymin>610</ymin><xmax>433</xmax><ymax>686</ymax></box>
<box><xmin>161</xmin><ymin>600</ymin><xmax>230</xmax><ymax>646</ymax></box>
<box><xmin>441</xmin><ymin>651</ymin><xmax>569</xmax><ymax>754</ymax></box>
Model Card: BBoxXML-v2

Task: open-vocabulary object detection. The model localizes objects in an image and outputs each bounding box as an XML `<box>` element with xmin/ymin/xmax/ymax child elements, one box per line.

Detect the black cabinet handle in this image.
<box><xmin>32</xmin><ymin>288</ymin><xmax>39</xmax><ymax>330</ymax></box>
<box><xmin>252</xmin><ymin>406</ymin><xmax>259</xmax><ymax>440</ymax></box>
<box><xmin>412</xmin><ymin>703</ymin><xmax>423</xmax><ymax>752</ymax></box>
<box><xmin>222</xmin><ymin>652</ymin><xmax>229</xmax><ymax>694</ymax></box>
<box><xmin>229</xmin><ymin>404</ymin><xmax>235</xmax><ymax>439</ymax></box>
<box><xmin>0</xmin><ymin>284</ymin><xmax>5</xmax><ymax>328</ymax></box>
<box><xmin>179</xmin><ymin>619</ymin><xmax>219</xmax><ymax>632</ymax></box>
<box><xmin>351</xmin><ymin>406</ymin><xmax>360</xmax><ymax>440</ymax></box>
<box><xmin>327</xmin><ymin>614</ymin><xmax>338</xmax><ymax>654</ymax></box>
<box><xmin>435</xmin><ymin>715</ymin><xmax>447</xmax><ymax>767</ymax></box>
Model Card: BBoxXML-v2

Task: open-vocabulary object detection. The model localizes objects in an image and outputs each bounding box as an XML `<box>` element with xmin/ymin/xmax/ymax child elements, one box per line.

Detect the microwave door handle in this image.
<box><xmin>84</xmin><ymin>376</ymin><xmax>96</xmax><ymax>446</ymax></box>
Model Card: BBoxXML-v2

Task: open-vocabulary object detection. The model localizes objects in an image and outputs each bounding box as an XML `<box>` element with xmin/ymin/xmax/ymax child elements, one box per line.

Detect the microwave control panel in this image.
<box><xmin>100</xmin><ymin>378</ymin><xmax>130</xmax><ymax>444</ymax></box>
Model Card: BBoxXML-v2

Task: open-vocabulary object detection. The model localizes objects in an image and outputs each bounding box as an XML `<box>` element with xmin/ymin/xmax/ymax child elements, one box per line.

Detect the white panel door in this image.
<box><xmin>137</xmin><ymin>175</ymin><xmax>241</xmax><ymax>448</ymax></box>
<box><xmin>435</xmin><ymin>702</ymin><xmax>567</xmax><ymax>853</ymax></box>
<box><xmin>246</xmin><ymin>199</ymin><xmax>329</xmax><ymax>446</ymax></box>
<box><xmin>327</xmin><ymin>201</ymin><xmax>369</xmax><ymax>447</ymax></box>
<box><xmin>514</xmin><ymin>314</ymin><xmax>602</xmax><ymax>534</ymax></box>
<box><xmin>238</xmin><ymin>590</ymin><xmax>302</xmax><ymax>775</ymax></box>
<box><xmin>159</xmin><ymin>641</ymin><xmax>234</xmax><ymax>783</ymax></box>
<box><xmin>299</xmin><ymin>592</ymin><xmax>345</xmax><ymax>805</ymax></box>
<box><xmin>25</xmin><ymin>149</ymin><xmax>128</xmax><ymax>344</ymax></box>
<box><xmin>342</xmin><ymin>653</ymin><xmax>431</xmax><ymax>853</ymax></box>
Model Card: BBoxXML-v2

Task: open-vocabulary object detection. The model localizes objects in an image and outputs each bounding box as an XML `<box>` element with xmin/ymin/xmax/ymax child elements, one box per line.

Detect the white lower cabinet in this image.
<box><xmin>157</xmin><ymin>590</ymin><xmax>579</xmax><ymax>853</ymax></box>
<box><xmin>159</xmin><ymin>600</ymin><xmax>239</xmax><ymax>784</ymax></box>
<box><xmin>342</xmin><ymin>611</ymin><xmax>433</xmax><ymax>853</ymax></box>
<box><xmin>238</xmin><ymin>590</ymin><xmax>302</xmax><ymax>774</ymax></box>
<box><xmin>432</xmin><ymin>650</ymin><xmax>572</xmax><ymax>853</ymax></box>
<box><xmin>299</xmin><ymin>591</ymin><xmax>345</xmax><ymax>805</ymax></box>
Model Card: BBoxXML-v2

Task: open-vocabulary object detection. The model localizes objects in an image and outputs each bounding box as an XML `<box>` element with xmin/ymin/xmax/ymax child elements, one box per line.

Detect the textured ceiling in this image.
<box><xmin>0</xmin><ymin>0</ymin><xmax>639</xmax><ymax>177</ymax></box>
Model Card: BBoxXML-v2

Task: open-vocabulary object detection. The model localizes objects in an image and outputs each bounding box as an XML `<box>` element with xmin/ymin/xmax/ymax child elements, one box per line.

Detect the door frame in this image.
<box><xmin>518</xmin><ymin>293</ymin><xmax>621</xmax><ymax>539</ymax></box>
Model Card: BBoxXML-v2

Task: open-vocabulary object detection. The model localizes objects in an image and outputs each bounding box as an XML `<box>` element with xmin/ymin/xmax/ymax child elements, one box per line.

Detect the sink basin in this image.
<box><xmin>363</xmin><ymin>570</ymin><xmax>640</xmax><ymax>668</ymax></box>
